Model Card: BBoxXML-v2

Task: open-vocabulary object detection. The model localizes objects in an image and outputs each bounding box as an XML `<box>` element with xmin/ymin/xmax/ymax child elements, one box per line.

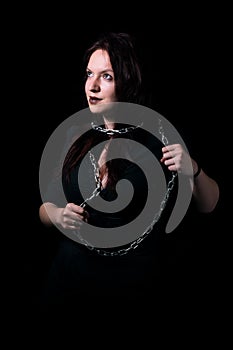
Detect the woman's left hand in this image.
<box><xmin>160</xmin><ymin>143</ymin><xmax>195</xmax><ymax>176</ymax></box>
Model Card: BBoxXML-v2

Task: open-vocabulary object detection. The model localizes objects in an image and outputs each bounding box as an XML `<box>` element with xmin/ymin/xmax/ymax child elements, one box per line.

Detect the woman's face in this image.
<box><xmin>85</xmin><ymin>49</ymin><xmax>117</xmax><ymax>114</ymax></box>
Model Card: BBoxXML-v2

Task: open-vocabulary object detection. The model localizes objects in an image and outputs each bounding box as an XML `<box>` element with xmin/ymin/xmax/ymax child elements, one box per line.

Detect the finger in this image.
<box><xmin>72</xmin><ymin>211</ymin><xmax>89</xmax><ymax>223</ymax></box>
<box><xmin>168</xmin><ymin>165</ymin><xmax>178</xmax><ymax>171</ymax></box>
<box><xmin>162</xmin><ymin>146</ymin><xmax>172</xmax><ymax>153</ymax></box>
<box><xmin>161</xmin><ymin>151</ymin><xmax>175</xmax><ymax>162</ymax></box>
<box><xmin>71</xmin><ymin>212</ymin><xmax>86</xmax><ymax>221</ymax></box>
<box><xmin>73</xmin><ymin>205</ymin><xmax>86</xmax><ymax>215</ymax></box>
<box><xmin>162</xmin><ymin>144</ymin><xmax>178</xmax><ymax>152</ymax></box>
<box><xmin>70</xmin><ymin>219</ymin><xmax>83</xmax><ymax>228</ymax></box>
<box><xmin>160</xmin><ymin>156</ymin><xmax>165</xmax><ymax>163</ymax></box>
<box><xmin>164</xmin><ymin>158</ymin><xmax>175</xmax><ymax>166</ymax></box>
<box><xmin>67</xmin><ymin>203</ymin><xmax>86</xmax><ymax>215</ymax></box>
<box><xmin>74</xmin><ymin>209</ymin><xmax>89</xmax><ymax>219</ymax></box>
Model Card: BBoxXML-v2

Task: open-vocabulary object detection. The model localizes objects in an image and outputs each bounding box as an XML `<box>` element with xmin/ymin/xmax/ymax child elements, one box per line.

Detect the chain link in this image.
<box><xmin>79</xmin><ymin>151</ymin><xmax>102</xmax><ymax>208</ymax></box>
<box><xmin>74</xmin><ymin>118</ymin><xmax>177</xmax><ymax>256</ymax></box>
<box><xmin>91</xmin><ymin>121</ymin><xmax>143</xmax><ymax>135</ymax></box>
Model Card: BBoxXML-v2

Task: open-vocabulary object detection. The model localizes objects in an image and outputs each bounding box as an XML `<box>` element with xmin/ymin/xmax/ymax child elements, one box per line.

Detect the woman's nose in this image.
<box><xmin>89</xmin><ymin>77</ymin><xmax>100</xmax><ymax>92</ymax></box>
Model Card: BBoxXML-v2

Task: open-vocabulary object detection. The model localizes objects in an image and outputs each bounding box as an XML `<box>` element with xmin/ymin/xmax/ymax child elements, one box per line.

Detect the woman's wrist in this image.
<box><xmin>194</xmin><ymin>162</ymin><xmax>202</xmax><ymax>178</ymax></box>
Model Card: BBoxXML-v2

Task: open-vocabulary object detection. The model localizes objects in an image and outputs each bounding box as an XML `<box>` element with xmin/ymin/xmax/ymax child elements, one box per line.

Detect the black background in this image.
<box><xmin>11</xmin><ymin>7</ymin><xmax>229</xmax><ymax>320</ymax></box>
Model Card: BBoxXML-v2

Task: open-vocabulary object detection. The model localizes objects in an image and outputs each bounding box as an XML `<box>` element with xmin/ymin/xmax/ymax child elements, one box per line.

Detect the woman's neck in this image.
<box><xmin>103</xmin><ymin>117</ymin><xmax>115</xmax><ymax>130</ymax></box>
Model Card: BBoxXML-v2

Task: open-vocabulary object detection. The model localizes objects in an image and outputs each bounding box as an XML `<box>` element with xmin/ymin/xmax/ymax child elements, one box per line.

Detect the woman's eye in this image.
<box><xmin>103</xmin><ymin>73</ymin><xmax>113</xmax><ymax>81</ymax></box>
<box><xmin>86</xmin><ymin>70</ymin><xmax>93</xmax><ymax>77</ymax></box>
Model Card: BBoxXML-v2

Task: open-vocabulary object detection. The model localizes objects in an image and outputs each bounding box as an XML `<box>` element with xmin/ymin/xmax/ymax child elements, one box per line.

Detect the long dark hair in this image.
<box><xmin>63</xmin><ymin>32</ymin><xmax>144</xmax><ymax>185</ymax></box>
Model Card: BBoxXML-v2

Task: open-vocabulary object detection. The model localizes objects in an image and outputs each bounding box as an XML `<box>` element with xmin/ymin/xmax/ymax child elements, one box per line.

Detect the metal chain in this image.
<box><xmin>91</xmin><ymin>121</ymin><xmax>143</xmax><ymax>136</ymax></box>
<box><xmin>74</xmin><ymin>118</ymin><xmax>177</xmax><ymax>256</ymax></box>
<box><xmin>79</xmin><ymin>151</ymin><xmax>102</xmax><ymax>208</ymax></box>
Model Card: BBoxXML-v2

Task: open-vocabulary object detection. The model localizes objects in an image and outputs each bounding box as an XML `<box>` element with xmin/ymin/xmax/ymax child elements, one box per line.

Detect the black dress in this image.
<box><xmin>38</xmin><ymin>125</ymin><xmax>199</xmax><ymax>312</ymax></box>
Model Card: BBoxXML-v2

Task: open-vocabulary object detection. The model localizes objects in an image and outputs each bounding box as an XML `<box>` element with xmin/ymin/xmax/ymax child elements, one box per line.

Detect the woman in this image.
<box><xmin>38</xmin><ymin>32</ymin><xmax>219</xmax><ymax>311</ymax></box>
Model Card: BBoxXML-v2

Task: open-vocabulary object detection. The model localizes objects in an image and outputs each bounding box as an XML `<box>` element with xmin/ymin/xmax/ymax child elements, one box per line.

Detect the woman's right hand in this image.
<box><xmin>39</xmin><ymin>202</ymin><xmax>89</xmax><ymax>229</ymax></box>
<box><xmin>56</xmin><ymin>203</ymin><xmax>89</xmax><ymax>230</ymax></box>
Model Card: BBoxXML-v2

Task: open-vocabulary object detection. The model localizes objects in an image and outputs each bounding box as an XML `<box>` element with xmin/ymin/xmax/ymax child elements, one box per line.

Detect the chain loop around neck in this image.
<box><xmin>91</xmin><ymin>121</ymin><xmax>143</xmax><ymax>136</ymax></box>
<box><xmin>73</xmin><ymin>118</ymin><xmax>177</xmax><ymax>256</ymax></box>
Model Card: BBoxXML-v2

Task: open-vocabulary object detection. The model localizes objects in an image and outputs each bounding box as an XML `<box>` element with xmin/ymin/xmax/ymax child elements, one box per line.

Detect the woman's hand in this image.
<box><xmin>39</xmin><ymin>202</ymin><xmax>90</xmax><ymax>228</ymax></box>
<box><xmin>55</xmin><ymin>203</ymin><xmax>89</xmax><ymax>230</ymax></box>
<box><xmin>160</xmin><ymin>143</ymin><xmax>219</xmax><ymax>212</ymax></box>
<box><xmin>160</xmin><ymin>143</ymin><xmax>195</xmax><ymax>176</ymax></box>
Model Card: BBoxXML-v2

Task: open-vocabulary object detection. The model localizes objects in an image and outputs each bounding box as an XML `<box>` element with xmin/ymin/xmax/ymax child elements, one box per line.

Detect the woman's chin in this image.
<box><xmin>89</xmin><ymin>102</ymin><xmax>115</xmax><ymax>115</ymax></box>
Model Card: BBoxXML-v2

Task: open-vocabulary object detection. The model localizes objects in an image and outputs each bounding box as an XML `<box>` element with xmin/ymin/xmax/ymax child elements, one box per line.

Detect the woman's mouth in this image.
<box><xmin>89</xmin><ymin>97</ymin><xmax>102</xmax><ymax>104</ymax></box>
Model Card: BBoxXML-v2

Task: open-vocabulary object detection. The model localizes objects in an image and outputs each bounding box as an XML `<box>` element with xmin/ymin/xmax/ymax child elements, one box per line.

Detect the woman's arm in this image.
<box><xmin>39</xmin><ymin>202</ymin><xmax>62</xmax><ymax>227</ymax></box>
<box><xmin>190</xmin><ymin>160</ymin><xmax>220</xmax><ymax>212</ymax></box>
